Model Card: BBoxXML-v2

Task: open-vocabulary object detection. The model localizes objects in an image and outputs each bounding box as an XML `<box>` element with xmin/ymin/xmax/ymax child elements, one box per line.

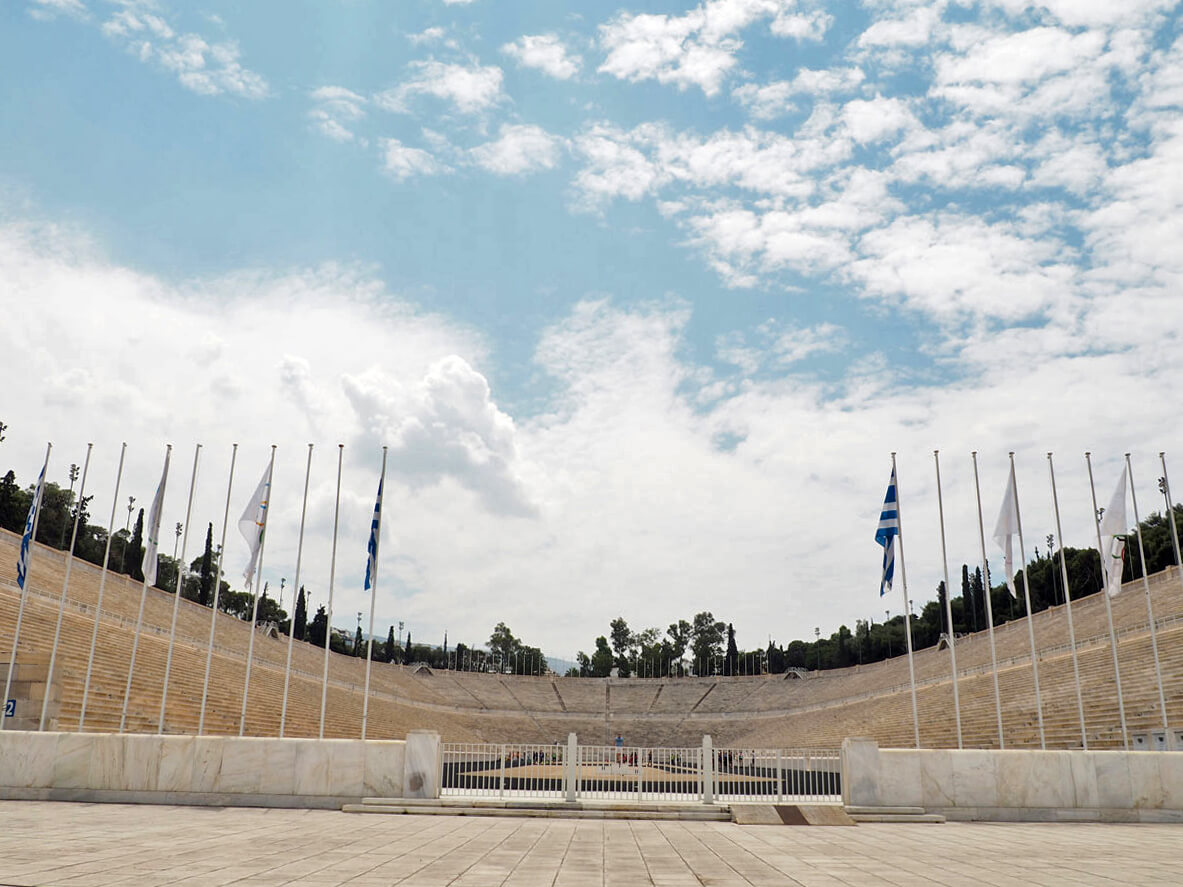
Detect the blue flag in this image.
<box><xmin>17</xmin><ymin>461</ymin><xmax>47</xmax><ymax>591</ymax></box>
<box><xmin>364</xmin><ymin>475</ymin><xmax>383</xmax><ymax>591</ymax></box>
<box><xmin>875</xmin><ymin>467</ymin><xmax>899</xmax><ymax>597</ymax></box>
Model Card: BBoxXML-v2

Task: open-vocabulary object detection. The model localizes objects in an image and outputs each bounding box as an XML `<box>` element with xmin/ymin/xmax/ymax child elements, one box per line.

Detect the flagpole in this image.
<box><xmin>2</xmin><ymin>442</ymin><xmax>51</xmax><ymax>734</ymax></box>
<box><xmin>280</xmin><ymin>444</ymin><xmax>313</xmax><ymax>738</ymax></box>
<box><xmin>891</xmin><ymin>453</ymin><xmax>921</xmax><ymax>749</ymax></box>
<box><xmin>199</xmin><ymin>444</ymin><xmax>237</xmax><ymax>735</ymax></box>
<box><xmin>1159</xmin><ymin>453</ymin><xmax>1183</xmax><ymax>596</ymax></box>
<box><xmin>320</xmin><ymin>444</ymin><xmax>344</xmax><ymax>739</ymax></box>
<box><xmin>80</xmin><ymin>443</ymin><xmax>126</xmax><ymax>732</ymax></box>
<box><xmin>933</xmin><ymin>451</ymin><xmax>963</xmax><ymax>749</ymax></box>
<box><xmin>239</xmin><ymin>445</ymin><xmax>276</xmax><ymax>736</ymax></box>
<box><xmin>361</xmin><ymin>446</ymin><xmax>389</xmax><ymax>740</ymax></box>
<box><xmin>971</xmin><ymin>451</ymin><xmax>1005</xmax><ymax>748</ymax></box>
<box><xmin>1008</xmin><ymin>453</ymin><xmax>1045</xmax><ymax>749</ymax></box>
<box><xmin>1047</xmin><ymin>453</ymin><xmax>1088</xmax><ymax>749</ymax></box>
<box><xmin>157</xmin><ymin>444</ymin><xmax>201</xmax><ymax>733</ymax></box>
<box><xmin>1124</xmin><ymin>453</ymin><xmax>1169</xmax><ymax>740</ymax></box>
<box><xmin>121</xmin><ymin>444</ymin><xmax>171</xmax><ymax>734</ymax></box>
<box><xmin>1085</xmin><ymin>451</ymin><xmax>1129</xmax><ymax>749</ymax></box>
<box><xmin>40</xmin><ymin>444</ymin><xmax>93</xmax><ymax>731</ymax></box>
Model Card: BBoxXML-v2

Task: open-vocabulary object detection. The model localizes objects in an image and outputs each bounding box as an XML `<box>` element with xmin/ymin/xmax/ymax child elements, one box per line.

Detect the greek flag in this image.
<box><xmin>875</xmin><ymin>467</ymin><xmax>899</xmax><ymax>597</ymax></box>
<box><xmin>16</xmin><ymin>461</ymin><xmax>47</xmax><ymax>591</ymax></box>
<box><xmin>364</xmin><ymin>475</ymin><xmax>383</xmax><ymax>591</ymax></box>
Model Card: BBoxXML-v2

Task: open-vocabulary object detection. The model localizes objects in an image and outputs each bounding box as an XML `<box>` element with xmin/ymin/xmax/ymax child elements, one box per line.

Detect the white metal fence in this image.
<box><xmin>441</xmin><ymin>736</ymin><xmax>841</xmax><ymax>804</ymax></box>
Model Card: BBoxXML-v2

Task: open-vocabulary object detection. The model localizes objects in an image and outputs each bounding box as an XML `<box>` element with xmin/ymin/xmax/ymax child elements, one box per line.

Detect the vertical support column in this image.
<box><xmin>565</xmin><ymin>732</ymin><xmax>577</xmax><ymax>803</ymax></box>
<box><xmin>636</xmin><ymin>748</ymin><xmax>643</xmax><ymax>803</ymax></box>
<box><xmin>499</xmin><ymin>744</ymin><xmax>506</xmax><ymax>799</ymax></box>
<box><xmin>403</xmin><ymin>730</ymin><xmax>441</xmax><ymax>800</ymax></box>
<box><xmin>776</xmin><ymin>750</ymin><xmax>783</xmax><ymax>803</ymax></box>
<box><xmin>702</xmin><ymin>734</ymin><xmax>714</xmax><ymax>805</ymax></box>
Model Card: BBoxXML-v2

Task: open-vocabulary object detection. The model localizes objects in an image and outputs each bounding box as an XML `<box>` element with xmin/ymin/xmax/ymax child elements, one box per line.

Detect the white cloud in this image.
<box><xmin>380</xmin><ymin>138</ymin><xmax>450</xmax><ymax>181</ymax></box>
<box><xmin>29</xmin><ymin>0</ymin><xmax>87</xmax><ymax>21</ymax></box>
<box><xmin>408</xmin><ymin>26</ymin><xmax>449</xmax><ymax>46</ymax></box>
<box><xmin>470</xmin><ymin>124</ymin><xmax>565</xmax><ymax>176</ymax></box>
<box><xmin>769</xmin><ymin>9</ymin><xmax>831</xmax><ymax>40</ymax></box>
<box><xmin>732</xmin><ymin>67</ymin><xmax>864</xmax><ymax>119</ymax></box>
<box><xmin>841</xmin><ymin>96</ymin><xmax>920</xmax><ymax>143</ymax></box>
<box><xmin>376</xmin><ymin>60</ymin><xmax>504</xmax><ymax>115</ymax></box>
<box><xmin>308</xmin><ymin>86</ymin><xmax>367</xmax><ymax>144</ymax></box>
<box><xmin>97</xmin><ymin>2</ymin><xmax>267</xmax><ymax>99</ymax></box>
<box><xmin>501</xmin><ymin>33</ymin><xmax>581</xmax><ymax>80</ymax></box>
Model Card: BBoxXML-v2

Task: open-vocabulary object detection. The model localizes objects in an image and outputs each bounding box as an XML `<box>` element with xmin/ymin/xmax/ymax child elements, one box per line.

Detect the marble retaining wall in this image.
<box><xmin>0</xmin><ymin>731</ymin><xmax>408</xmax><ymax>809</ymax></box>
<box><xmin>842</xmin><ymin>737</ymin><xmax>1183</xmax><ymax>822</ymax></box>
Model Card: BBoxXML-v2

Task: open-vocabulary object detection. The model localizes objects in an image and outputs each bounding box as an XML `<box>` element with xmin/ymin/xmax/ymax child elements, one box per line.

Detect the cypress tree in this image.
<box><xmin>354</xmin><ymin>625</ymin><xmax>364</xmax><ymax>657</ymax></box>
<box><xmin>294</xmin><ymin>587</ymin><xmax>307</xmax><ymax>641</ymax></box>
<box><xmin>309</xmin><ymin>605</ymin><xmax>328</xmax><ymax>647</ymax></box>
<box><xmin>198</xmin><ymin>523</ymin><xmax>214</xmax><ymax>606</ymax></box>
<box><xmin>403</xmin><ymin>630</ymin><xmax>412</xmax><ymax>664</ymax></box>
<box><xmin>973</xmin><ymin>567</ymin><xmax>985</xmax><ymax>628</ymax></box>
<box><xmin>128</xmin><ymin>508</ymin><xmax>145</xmax><ymax>581</ymax></box>
<box><xmin>937</xmin><ymin>580</ymin><xmax>949</xmax><ymax>637</ymax></box>
<box><xmin>725</xmin><ymin>623</ymin><xmax>738</xmax><ymax>676</ymax></box>
<box><xmin>385</xmin><ymin>626</ymin><xmax>395</xmax><ymax>662</ymax></box>
<box><xmin>961</xmin><ymin>564</ymin><xmax>975</xmax><ymax>632</ymax></box>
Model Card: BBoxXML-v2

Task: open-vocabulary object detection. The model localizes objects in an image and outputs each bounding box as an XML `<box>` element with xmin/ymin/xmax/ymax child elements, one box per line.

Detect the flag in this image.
<box><xmin>16</xmin><ymin>461</ymin><xmax>47</xmax><ymax>590</ymax></box>
<box><xmin>992</xmin><ymin>468</ymin><xmax>1021</xmax><ymax>598</ymax></box>
<box><xmin>142</xmin><ymin>448</ymin><xmax>171</xmax><ymax>586</ymax></box>
<box><xmin>364</xmin><ymin>474</ymin><xmax>383</xmax><ymax>591</ymax></box>
<box><xmin>875</xmin><ymin>467</ymin><xmax>899</xmax><ymax>596</ymax></box>
<box><xmin>1098</xmin><ymin>466</ymin><xmax>1128</xmax><ymax>597</ymax></box>
<box><xmin>239</xmin><ymin>461</ymin><xmax>272</xmax><ymax>589</ymax></box>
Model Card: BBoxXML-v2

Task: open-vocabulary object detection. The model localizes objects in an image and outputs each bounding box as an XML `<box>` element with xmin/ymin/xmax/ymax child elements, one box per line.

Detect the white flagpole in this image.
<box><xmin>121</xmin><ymin>443</ymin><xmax>170</xmax><ymax>734</ymax></box>
<box><xmin>158</xmin><ymin>444</ymin><xmax>201</xmax><ymax>734</ymax></box>
<box><xmin>971</xmin><ymin>451</ymin><xmax>1006</xmax><ymax>748</ymax></box>
<box><xmin>40</xmin><ymin>444</ymin><xmax>93</xmax><ymax>731</ymax></box>
<box><xmin>198</xmin><ymin>444</ymin><xmax>237</xmax><ymax>735</ymax></box>
<box><xmin>80</xmin><ymin>442</ymin><xmax>126</xmax><ymax>732</ymax></box>
<box><xmin>1047</xmin><ymin>453</ymin><xmax>1088</xmax><ymax>749</ymax></box>
<box><xmin>280</xmin><ymin>444</ymin><xmax>313</xmax><ymax>737</ymax></box>
<box><xmin>933</xmin><ymin>450</ymin><xmax>963</xmax><ymax>749</ymax></box>
<box><xmin>1125</xmin><ymin>453</ymin><xmax>1169</xmax><ymax>739</ymax></box>
<box><xmin>361</xmin><ymin>446</ymin><xmax>389</xmax><ymax>740</ymax></box>
<box><xmin>1085</xmin><ymin>451</ymin><xmax>1129</xmax><ymax>749</ymax></box>
<box><xmin>1159</xmin><ymin>453</ymin><xmax>1183</xmax><ymax>596</ymax></box>
<box><xmin>1007</xmin><ymin>453</ymin><xmax>1045</xmax><ymax>749</ymax></box>
<box><xmin>2</xmin><ymin>442</ymin><xmax>51</xmax><ymax>733</ymax></box>
<box><xmin>320</xmin><ymin>444</ymin><xmax>344</xmax><ymax>739</ymax></box>
<box><xmin>239</xmin><ymin>445</ymin><xmax>276</xmax><ymax>736</ymax></box>
<box><xmin>891</xmin><ymin>453</ymin><xmax>921</xmax><ymax>749</ymax></box>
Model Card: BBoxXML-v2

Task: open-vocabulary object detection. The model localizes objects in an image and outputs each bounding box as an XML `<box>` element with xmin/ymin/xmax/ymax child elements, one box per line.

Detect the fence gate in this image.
<box><xmin>441</xmin><ymin>736</ymin><xmax>840</xmax><ymax>804</ymax></box>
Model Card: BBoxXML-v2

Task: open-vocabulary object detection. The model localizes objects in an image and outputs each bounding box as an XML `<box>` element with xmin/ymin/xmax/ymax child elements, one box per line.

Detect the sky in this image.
<box><xmin>1</xmin><ymin>0</ymin><xmax>1181</xmax><ymax>661</ymax></box>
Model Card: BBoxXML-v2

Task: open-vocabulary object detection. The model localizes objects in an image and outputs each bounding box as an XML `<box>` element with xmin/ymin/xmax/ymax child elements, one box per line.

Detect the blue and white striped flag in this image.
<box><xmin>875</xmin><ymin>467</ymin><xmax>900</xmax><ymax>597</ymax></box>
<box><xmin>16</xmin><ymin>461</ymin><xmax>47</xmax><ymax>590</ymax></box>
<box><xmin>364</xmin><ymin>475</ymin><xmax>383</xmax><ymax>591</ymax></box>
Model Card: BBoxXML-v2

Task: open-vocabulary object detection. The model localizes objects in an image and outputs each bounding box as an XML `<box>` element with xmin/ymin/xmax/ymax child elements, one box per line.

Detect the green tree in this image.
<box><xmin>690</xmin><ymin>611</ymin><xmax>724</xmax><ymax>674</ymax></box>
<box><xmin>589</xmin><ymin>636</ymin><xmax>613</xmax><ymax>677</ymax></box>
<box><xmin>609</xmin><ymin>616</ymin><xmax>632</xmax><ymax>677</ymax></box>
<box><xmin>127</xmin><ymin>508</ymin><xmax>145</xmax><ymax>581</ymax></box>
<box><xmin>489</xmin><ymin>622</ymin><xmax>517</xmax><ymax>664</ymax></box>
<box><xmin>198</xmin><ymin>523</ymin><xmax>214</xmax><ymax>606</ymax></box>
<box><xmin>309</xmin><ymin>605</ymin><xmax>328</xmax><ymax>647</ymax></box>
<box><xmin>403</xmin><ymin>630</ymin><xmax>412</xmax><ymax>664</ymax></box>
<box><xmin>293</xmin><ymin>587</ymin><xmax>308</xmax><ymax>641</ymax></box>
<box><xmin>0</xmin><ymin>470</ymin><xmax>26</xmax><ymax>531</ymax></box>
<box><xmin>354</xmin><ymin>624</ymin><xmax>364</xmax><ymax>657</ymax></box>
<box><xmin>385</xmin><ymin>626</ymin><xmax>396</xmax><ymax>663</ymax></box>
<box><xmin>725</xmin><ymin>623</ymin><xmax>738</xmax><ymax>675</ymax></box>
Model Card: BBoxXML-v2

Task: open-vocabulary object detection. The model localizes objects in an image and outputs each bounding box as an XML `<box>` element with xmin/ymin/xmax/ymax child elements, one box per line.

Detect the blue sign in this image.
<box><xmin>4</xmin><ymin>699</ymin><xmax>13</xmax><ymax>717</ymax></box>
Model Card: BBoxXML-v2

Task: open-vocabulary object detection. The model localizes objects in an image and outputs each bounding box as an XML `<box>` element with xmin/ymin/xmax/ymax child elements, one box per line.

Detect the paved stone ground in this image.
<box><xmin>1</xmin><ymin>801</ymin><xmax>1181</xmax><ymax>886</ymax></box>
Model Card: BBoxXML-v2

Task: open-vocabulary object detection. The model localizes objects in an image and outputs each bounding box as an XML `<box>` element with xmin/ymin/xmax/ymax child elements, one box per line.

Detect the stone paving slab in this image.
<box><xmin>0</xmin><ymin>800</ymin><xmax>1182</xmax><ymax>886</ymax></box>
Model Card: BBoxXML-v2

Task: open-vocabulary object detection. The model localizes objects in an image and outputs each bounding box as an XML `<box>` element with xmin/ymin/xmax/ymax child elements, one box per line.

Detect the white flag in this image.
<box><xmin>1098</xmin><ymin>466</ymin><xmax>1128</xmax><ymax>597</ymax></box>
<box><xmin>992</xmin><ymin>468</ymin><xmax>1020</xmax><ymax>598</ymax></box>
<box><xmin>239</xmin><ymin>461</ymin><xmax>272</xmax><ymax>589</ymax></box>
<box><xmin>142</xmin><ymin>448</ymin><xmax>171</xmax><ymax>586</ymax></box>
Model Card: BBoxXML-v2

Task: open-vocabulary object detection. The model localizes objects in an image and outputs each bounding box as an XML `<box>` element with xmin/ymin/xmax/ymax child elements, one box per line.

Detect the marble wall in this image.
<box><xmin>0</xmin><ymin>731</ymin><xmax>412</xmax><ymax>806</ymax></box>
<box><xmin>842</xmin><ymin>737</ymin><xmax>1183</xmax><ymax>820</ymax></box>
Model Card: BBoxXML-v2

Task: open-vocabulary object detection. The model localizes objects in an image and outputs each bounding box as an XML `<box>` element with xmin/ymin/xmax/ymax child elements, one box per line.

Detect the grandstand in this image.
<box><xmin>2</xmin><ymin>528</ymin><xmax>1181</xmax><ymax>749</ymax></box>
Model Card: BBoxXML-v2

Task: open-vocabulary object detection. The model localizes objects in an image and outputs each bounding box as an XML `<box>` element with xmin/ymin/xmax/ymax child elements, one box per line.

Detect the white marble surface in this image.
<box><xmin>840</xmin><ymin>737</ymin><xmax>881</xmax><ymax>807</ymax></box>
<box><xmin>190</xmin><ymin>736</ymin><xmax>224</xmax><ymax>793</ymax></box>
<box><xmin>258</xmin><ymin>738</ymin><xmax>298</xmax><ymax>795</ymax></box>
<box><xmin>87</xmin><ymin>734</ymin><xmax>125</xmax><ymax>791</ymax></box>
<box><xmin>157</xmin><ymin>736</ymin><xmax>196</xmax><ymax>793</ymax></box>
<box><xmin>122</xmin><ymin>735</ymin><xmax>161</xmax><ymax>792</ymax></box>
<box><xmin>0</xmin><ymin>731</ymin><xmax>58</xmax><ymax>789</ymax></box>
<box><xmin>403</xmin><ymin>731</ymin><xmax>440</xmax><ymax>799</ymax></box>
<box><xmin>215</xmin><ymin>738</ymin><xmax>263</xmax><ymax>794</ymax></box>
<box><xmin>364</xmin><ymin>741</ymin><xmax>404</xmax><ymax>797</ymax></box>
<box><xmin>53</xmin><ymin>733</ymin><xmax>94</xmax><ymax>790</ymax></box>
<box><xmin>878</xmin><ymin>750</ymin><xmax>923</xmax><ymax>807</ymax></box>
<box><xmin>329</xmin><ymin>741</ymin><xmax>365</xmax><ymax>797</ymax></box>
<box><xmin>293</xmin><ymin>739</ymin><xmax>333</xmax><ymax>795</ymax></box>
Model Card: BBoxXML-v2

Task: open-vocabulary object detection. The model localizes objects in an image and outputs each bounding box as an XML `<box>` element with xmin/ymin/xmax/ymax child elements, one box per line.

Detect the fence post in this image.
<box><xmin>565</xmin><ymin>732</ymin><xmax>577</xmax><ymax>803</ymax></box>
<box><xmin>499</xmin><ymin>744</ymin><xmax>506</xmax><ymax>799</ymax></box>
<box><xmin>702</xmin><ymin>735</ymin><xmax>714</xmax><ymax>805</ymax></box>
<box><xmin>636</xmin><ymin>748</ymin><xmax>643</xmax><ymax>803</ymax></box>
<box><xmin>776</xmin><ymin>750</ymin><xmax>782</xmax><ymax>803</ymax></box>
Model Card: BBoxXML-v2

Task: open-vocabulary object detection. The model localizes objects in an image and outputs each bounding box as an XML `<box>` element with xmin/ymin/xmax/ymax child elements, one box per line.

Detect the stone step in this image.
<box><xmin>343</xmin><ymin>803</ymin><xmax>732</xmax><ymax>821</ymax></box>
<box><xmin>845</xmin><ymin>805</ymin><xmax>926</xmax><ymax>816</ymax></box>
<box><xmin>848</xmin><ymin>813</ymin><xmax>946</xmax><ymax>824</ymax></box>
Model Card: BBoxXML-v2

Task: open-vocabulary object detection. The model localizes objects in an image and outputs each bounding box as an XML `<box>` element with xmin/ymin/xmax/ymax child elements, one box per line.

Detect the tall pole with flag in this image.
<box><xmin>1159</xmin><ymin>453</ymin><xmax>1183</xmax><ymax>596</ymax></box>
<box><xmin>1124</xmin><ymin>453</ymin><xmax>1169</xmax><ymax>740</ymax></box>
<box><xmin>1047</xmin><ymin>453</ymin><xmax>1088</xmax><ymax>749</ymax></box>
<box><xmin>971</xmin><ymin>452</ymin><xmax>1005</xmax><ymax>748</ymax></box>
<box><xmin>239</xmin><ymin>446</ymin><xmax>276</xmax><ymax>736</ymax></box>
<box><xmin>1</xmin><ymin>443</ymin><xmax>51</xmax><ymax>733</ymax></box>
<box><xmin>933</xmin><ymin>450</ymin><xmax>963</xmax><ymax>748</ymax></box>
<box><xmin>158</xmin><ymin>444</ymin><xmax>201</xmax><ymax>733</ymax></box>
<box><xmin>121</xmin><ymin>444</ymin><xmax>171</xmax><ymax>733</ymax></box>
<box><xmin>280</xmin><ymin>444</ymin><xmax>314</xmax><ymax>738</ymax></box>
<box><xmin>993</xmin><ymin>454</ymin><xmax>1045</xmax><ymax>748</ymax></box>
<box><xmin>876</xmin><ymin>455</ymin><xmax>920</xmax><ymax>748</ymax></box>
<box><xmin>361</xmin><ymin>447</ymin><xmax>389</xmax><ymax>740</ymax></box>
<box><xmin>41</xmin><ymin>444</ymin><xmax>93</xmax><ymax>730</ymax></box>
<box><xmin>320</xmin><ymin>445</ymin><xmax>345</xmax><ymax>739</ymax></box>
<box><xmin>1085</xmin><ymin>452</ymin><xmax>1129</xmax><ymax>749</ymax></box>
<box><xmin>80</xmin><ymin>442</ymin><xmax>126</xmax><ymax>732</ymax></box>
<box><xmin>199</xmin><ymin>444</ymin><xmax>237</xmax><ymax>735</ymax></box>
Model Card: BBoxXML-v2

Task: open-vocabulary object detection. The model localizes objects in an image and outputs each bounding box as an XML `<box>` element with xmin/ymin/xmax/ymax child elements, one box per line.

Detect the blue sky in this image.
<box><xmin>2</xmin><ymin>0</ymin><xmax>1182</xmax><ymax>659</ymax></box>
